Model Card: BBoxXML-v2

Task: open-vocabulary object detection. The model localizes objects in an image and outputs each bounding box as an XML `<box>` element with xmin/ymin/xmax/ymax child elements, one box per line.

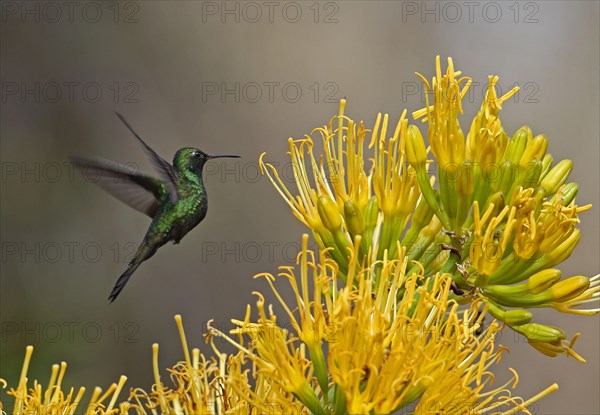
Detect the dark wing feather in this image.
<box><xmin>70</xmin><ymin>156</ymin><xmax>167</xmax><ymax>217</ymax></box>
<box><xmin>114</xmin><ymin>112</ymin><xmax>179</xmax><ymax>204</ymax></box>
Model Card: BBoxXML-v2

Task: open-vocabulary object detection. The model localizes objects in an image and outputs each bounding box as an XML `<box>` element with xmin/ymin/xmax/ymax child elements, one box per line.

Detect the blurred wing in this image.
<box><xmin>114</xmin><ymin>112</ymin><xmax>179</xmax><ymax>204</ymax></box>
<box><xmin>70</xmin><ymin>156</ymin><xmax>167</xmax><ymax>217</ymax></box>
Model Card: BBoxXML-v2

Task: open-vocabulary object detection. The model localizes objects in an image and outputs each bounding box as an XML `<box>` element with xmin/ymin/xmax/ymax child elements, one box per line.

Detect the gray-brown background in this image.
<box><xmin>1</xmin><ymin>1</ymin><xmax>598</xmax><ymax>413</ymax></box>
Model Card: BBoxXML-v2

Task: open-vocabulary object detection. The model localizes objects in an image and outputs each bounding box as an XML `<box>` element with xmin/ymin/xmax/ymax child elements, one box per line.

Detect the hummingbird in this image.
<box><xmin>70</xmin><ymin>113</ymin><xmax>240</xmax><ymax>302</ymax></box>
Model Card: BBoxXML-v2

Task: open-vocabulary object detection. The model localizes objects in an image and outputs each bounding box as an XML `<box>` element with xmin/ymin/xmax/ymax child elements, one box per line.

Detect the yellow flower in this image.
<box><xmin>318</xmin><ymin>99</ymin><xmax>370</xmax><ymax>210</ymax></box>
<box><xmin>206</xmin><ymin>236</ymin><xmax>556</xmax><ymax>414</ymax></box>
<box><xmin>1</xmin><ymin>346</ymin><xmax>130</xmax><ymax>415</ymax></box>
<box><xmin>469</xmin><ymin>200</ymin><xmax>517</xmax><ymax>279</ymax></box>
<box><xmin>134</xmin><ymin>315</ymin><xmax>311</xmax><ymax>414</ymax></box>
<box><xmin>210</xmin><ymin>298</ymin><xmax>325</xmax><ymax>414</ymax></box>
<box><xmin>261</xmin><ymin>56</ymin><xmax>598</xmax><ymax>358</ymax></box>
<box><xmin>260</xmin><ymin>99</ymin><xmax>422</xmax><ymax>269</ymax></box>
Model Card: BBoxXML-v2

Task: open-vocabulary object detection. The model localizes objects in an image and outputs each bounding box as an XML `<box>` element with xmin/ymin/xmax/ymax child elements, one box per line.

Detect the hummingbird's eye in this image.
<box><xmin>193</xmin><ymin>151</ymin><xmax>202</xmax><ymax>158</ymax></box>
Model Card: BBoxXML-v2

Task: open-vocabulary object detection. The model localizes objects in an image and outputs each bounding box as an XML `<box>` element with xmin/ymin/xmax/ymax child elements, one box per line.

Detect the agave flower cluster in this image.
<box><xmin>260</xmin><ymin>56</ymin><xmax>599</xmax><ymax>358</ymax></box>
<box><xmin>2</xmin><ymin>346</ymin><xmax>130</xmax><ymax>415</ymax></box>
<box><xmin>3</xmin><ymin>238</ymin><xmax>557</xmax><ymax>415</ymax></box>
<box><xmin>2</xmin><ymin>57</ymin><xmax>598</xmax><ymax>414</ymax></box>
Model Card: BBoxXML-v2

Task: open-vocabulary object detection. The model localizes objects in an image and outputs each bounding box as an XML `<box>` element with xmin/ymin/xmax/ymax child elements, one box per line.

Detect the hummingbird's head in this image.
<box><xmin>173</xmin><ymin>147</ymin><xmax>240</xmax><ymax>173</ymax></box>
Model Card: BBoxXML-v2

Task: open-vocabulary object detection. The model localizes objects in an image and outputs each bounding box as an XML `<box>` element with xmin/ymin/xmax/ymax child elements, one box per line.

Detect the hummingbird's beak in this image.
<box><xmin>206</xmin><ymin>154</ymin><xmax>241</xmax><ymax>159</ymax></box>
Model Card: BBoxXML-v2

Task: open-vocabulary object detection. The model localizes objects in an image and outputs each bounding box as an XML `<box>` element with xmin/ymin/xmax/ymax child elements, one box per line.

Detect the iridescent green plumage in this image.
<box><xmin>70</xmin><ymin>113</ymin><xmax>239</xmax><ymax>302</ymax></box>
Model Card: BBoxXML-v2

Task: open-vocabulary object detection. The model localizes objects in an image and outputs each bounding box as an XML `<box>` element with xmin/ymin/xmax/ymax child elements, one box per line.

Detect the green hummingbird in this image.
<box><xmin>70</xmin><ymin>113</ymin><xmax>240</xmax><ymax>302</ymax></box>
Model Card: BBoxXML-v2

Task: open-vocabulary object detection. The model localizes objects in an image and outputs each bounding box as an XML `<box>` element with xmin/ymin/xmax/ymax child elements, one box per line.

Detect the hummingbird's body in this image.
<box><xmin>71</xmin><ymin>113</ymin><xmax>239</xmax><ymax>302</ymax></box>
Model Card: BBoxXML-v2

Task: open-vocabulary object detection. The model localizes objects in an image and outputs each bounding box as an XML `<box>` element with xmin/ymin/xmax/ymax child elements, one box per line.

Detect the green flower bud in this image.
<box><xmin>527</xmin><ymin>269</ymin><xmax>562</xmax><ymax>294</ymax></box>
<box><xmin>512</xmin><ymin>323</ymin><xmax>566</xmax><ymax>343</ymax></box>
<box><xmin>344</xmin><ymin>199</ymin><xmax>365</xmax><ymax>235</ymax></box>
<box><xmin>549</xmin><ymin>276</ymin><xmax>590</xmax><ymax>302</ymax></box>
<box><xmin>485</xmin><ymin>300</ymin><xmax>532</xmax><ymax>326</ymax></box>
<box><xmin>483</xmin><ymin>191</ymin><xmax>506</xmax><ymax>218</ymax></box>
<box><xmin>420</xmin><ymin>215</ymin><xmax>443</xmax><ymax>239</ymax></box>
<box><xmin>541</xmin><ymin>228</ymin><xmax>580</xmax><ymax>262</ymax></box>
<box><xmin>520</xmin><ymin>134</ymin><xmax>547</xmax><ymax>165</ymax></box>
<box><xmin>532</xmin><ymin>186</ymin><xmax>546</xmax><ymax>203</ymax></box>
<box><xmin>520</xmin><ymin>159</ymin><xmax>542</xmax><ymax>189</ymax></box>
<box><xmin>317</xmin><ymin>194</ymin><xmax>342</xmax><ymax>231</ymax></box>
<box><xmin>557</xmin><ymin>182</ymin><xmax>579</xmax><ymax>206</ymax></box>
<box><xmin>406</xmin><ymin>125</ymin><xmax>427</xmax><ymax>165</ymax></box>
<box><xmin>315</xmin><ymin>228</ymin><xmax>348</xmax><ymax>274</ymax></box>
<box><xmin>541</xmin><ymin>159</ymin><xmax>573</xmax><ymax>195</ymax></box>
<box><xmin>533</xmin><ymin>134</ymin><xmax>548</xmax><ymax>160</ymax></box>
<box><xmin>505</xmin><ymin>127</ymin><xmax>530</xmax><ymax>163</ymax></box>
<box><xmin>539</xmin><ymin>153</ymin><xmax>553</xmax><ymax>181</ymax></box>
<box><xmin>412</xmin><ymin>197</ymin><xmax>435</xmax><ymax>230</ymax></box>
<box><xmin>495</xmin><ymin>160</ymin><xmax>516</xmax><ymax>194</ymax></box>
<box><xmin>363</xmin><ymin>196</ymin><xmax>379</xmax><ymax>230</ymax></box>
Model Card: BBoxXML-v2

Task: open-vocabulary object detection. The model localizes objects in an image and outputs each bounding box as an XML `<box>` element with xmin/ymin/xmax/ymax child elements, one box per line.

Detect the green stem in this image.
<box><xmin>307</xmin><ymin>343</ymin><xmax>329</xmax><ymax>405</ymax></box>
<box><xmin>332</xmin><ymin>383</ymin><xmax>347</xmax><ymax>415</ymax></box>
<box><xmin>294</xmin><ymin>383</ymin><xmax>326</xmax><ymax>415</ymax></box>
<box><xmin>415</xmin><ymin>164</ymin><xmax>451</xmax><ymax>230</ymax></box>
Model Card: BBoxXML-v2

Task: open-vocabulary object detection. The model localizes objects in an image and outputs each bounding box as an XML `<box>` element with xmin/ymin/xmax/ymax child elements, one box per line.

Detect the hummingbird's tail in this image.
<box><xmin>108</xmin><ymin>243</ymin><xmax>156</xmax><ymax>303</ymax></box>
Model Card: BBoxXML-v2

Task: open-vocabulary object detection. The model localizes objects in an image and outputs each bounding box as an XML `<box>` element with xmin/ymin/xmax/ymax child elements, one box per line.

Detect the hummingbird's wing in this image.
<box><xmin>114</xmin><ymin>112</ymin><xmax>179</xmax><ymax>204</ymax></box>
<box><xmin>69</xmin><ymin>156</ymin><xmax>168</xmax><ymax>218</ymax></box>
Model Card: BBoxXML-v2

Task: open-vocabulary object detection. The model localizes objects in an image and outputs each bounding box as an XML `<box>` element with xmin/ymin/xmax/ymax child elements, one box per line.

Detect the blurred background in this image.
<box><xmin>1</xmin><ymin>1</ymin><xmax>598</xmax><ymax>413</ymax></box>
